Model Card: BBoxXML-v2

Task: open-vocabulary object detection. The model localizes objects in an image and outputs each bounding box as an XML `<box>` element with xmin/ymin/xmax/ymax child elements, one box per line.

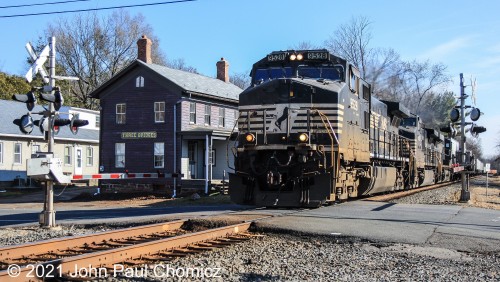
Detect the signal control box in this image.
<box><xmin>27</xmin><ymin>153</ymin><xmax>71</xmax><ymax>184</ymax></box>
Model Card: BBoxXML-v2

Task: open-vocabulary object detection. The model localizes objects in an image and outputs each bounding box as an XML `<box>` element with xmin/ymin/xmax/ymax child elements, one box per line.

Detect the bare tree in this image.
<box><xmin>167</xmin><ymin>58</ymin><xmax>198</xmax><ymax>73</ymax></box>
<box><xmin>466</xmin><ymin>136</ymin><xmax>483</xmax><ymax>159</ymax></box>
<box><xmin>289</xmin><ymin>41</ymin><xmax>322</xmax><ymax>50</ymax></box>
<box><xmin>325</xmin><ymin>16</ymin><xmax>400</xmax><ymax>94</ymax></box>
<box><xmin>230</xmin><ymin>71</ymin><xmax>251</xmax><ymax>90</ymax></box>
<box><xmin>396</xmin><ymin>60</ymin><xmax>451</xmax><ymax>114</ymax></box>
<box><xmin>44</xmin><ymin>10</ymin><xmax>167</xmax><ymax>110</ymax></box>
<box><xmin>325</xmin><ymin>16</ymin><xmax>372</xmax><ymax>79</ymax></box>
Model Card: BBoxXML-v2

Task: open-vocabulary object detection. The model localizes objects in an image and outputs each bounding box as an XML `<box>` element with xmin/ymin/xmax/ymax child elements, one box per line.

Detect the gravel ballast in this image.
<box><xmin>128</xmin><ymin>233</ymin><xmax>499</xmax><ymax>281</ymax></box>
<box><xmin>1</xmin><ymin>226</ymin><xmax>498</xmax><ymax>281</ymax></box>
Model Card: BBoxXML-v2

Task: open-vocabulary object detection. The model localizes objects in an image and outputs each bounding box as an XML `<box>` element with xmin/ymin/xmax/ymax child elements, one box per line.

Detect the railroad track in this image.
<box><xmin>0</xmin><ymin>219</ymin><xmax>257</xmax><ymax>281</ymax></box>
<box><xmin>363</xmin><ymin>180</ymin><xmax>461</xmax><ymax>202</ymax></box>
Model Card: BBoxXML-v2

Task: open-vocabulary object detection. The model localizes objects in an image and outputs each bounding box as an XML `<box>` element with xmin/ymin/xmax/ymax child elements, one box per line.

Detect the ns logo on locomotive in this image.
<box><xmin>228</xmin><ymin>49</ymin><xmax>475</xmax><ymax>208</ymax></box>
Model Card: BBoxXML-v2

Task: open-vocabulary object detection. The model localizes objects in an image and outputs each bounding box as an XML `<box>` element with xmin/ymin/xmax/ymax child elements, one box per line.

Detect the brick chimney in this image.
<box><xmin>137</xmin><ymin>35</ymin><xmax>152</xmax><ymax>64</ymax></box>
<box><xmin>216</xmin><ymin>57</ymin><xmax>229</xmax><ymax>83</ymax></box>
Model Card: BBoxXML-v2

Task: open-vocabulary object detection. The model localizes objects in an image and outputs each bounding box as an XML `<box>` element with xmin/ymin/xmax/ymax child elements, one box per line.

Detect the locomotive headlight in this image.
<box><xmin>298</xmin><ymin>133</ymin><xmax>309</xmax><ymax>142</ymax></box>
<box><xmin>296</xmin><ymin>53</ymin><xmax>303</xmax><ymax>60</ymax></box>
<box><xmin>245</xmin><ymin>133</ymin><xmax>256</xmax><ymax>143</ymax></box>
<box><xmin>290</xmin><ymin>54</ymin><xmax>297</xmax><ymax>61</ymax></box>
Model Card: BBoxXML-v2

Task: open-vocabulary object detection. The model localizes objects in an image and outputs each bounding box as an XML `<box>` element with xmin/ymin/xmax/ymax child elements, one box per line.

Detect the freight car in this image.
<box><xmin>229</xmin><ymin>49</ymin><xmax>476</xmax><ymax>207</ymax></box>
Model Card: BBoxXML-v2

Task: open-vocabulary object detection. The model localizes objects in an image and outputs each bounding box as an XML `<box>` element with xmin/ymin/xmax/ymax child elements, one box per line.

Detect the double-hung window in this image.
<box><xmin>87</xmin><ymin>147</ymin><xmax>94</xmax><ymax>166</ymax></box>
<box><xmin>189</xmin><ymin>102</ymin><xmax>196</xmax><ymax>124</ymax></box>
<box><xmin>218</xmin><ymin>108</ymin><xmax>225</xmax><ymax>127</ymax></box>
<box><xmin>115</xmin><ymin>143</ymin><xmax>125</xmax><ymax>168</ymax></box>
<box><xmin>154</xmin><ymin>142</ymin><xmax>164</xmax><ymax>168</ymax></box>
<box><xmin>204</xmin><ymin>104</ymin><xmax>211</xmax><ymax>126</ymax></box>
<box><xmin>64</xmin><ymin>146</ymin><xmax>72</xmax><ymax>165</ymax></box>
<box><xmin>116</xmin><ymin>103</ymin><xmax>126</xmax><ymax>124</ymax></box>
<box><xmin>14</xmin><ymin>143</ymin><xmax>22</xmax><ymax>164</ymax></box>
<box><xmin>155</xmin><ymin>102</ymin><xmax>165</xmax><ymax>123</ymax></box>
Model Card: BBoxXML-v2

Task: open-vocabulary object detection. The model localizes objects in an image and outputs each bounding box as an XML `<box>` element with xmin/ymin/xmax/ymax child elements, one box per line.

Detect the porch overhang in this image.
<box><xmin>179</xmin><ymin>128</ymin><xmax>232</xmax><ymax>140</ymax></box>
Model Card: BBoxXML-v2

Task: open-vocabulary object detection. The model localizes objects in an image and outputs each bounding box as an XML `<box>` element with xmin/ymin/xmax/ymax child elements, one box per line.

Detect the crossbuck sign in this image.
<box><xmin>25</xmin><ymin>42</ymin><xmax>50</xmax><ymax>83</ymax></box>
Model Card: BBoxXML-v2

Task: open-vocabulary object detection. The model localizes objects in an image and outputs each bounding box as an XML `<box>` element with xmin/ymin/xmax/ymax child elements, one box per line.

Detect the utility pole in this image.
<box><xmin>458</xmin><ymin>73</ymin><xmax>470</xmax><ymax>202</ymax></box>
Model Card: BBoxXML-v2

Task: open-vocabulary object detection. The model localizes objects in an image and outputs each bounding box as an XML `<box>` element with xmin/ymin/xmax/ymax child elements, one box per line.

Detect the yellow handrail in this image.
<box><xmin>315</xmin><ymin>110</ymin><xmax>340</xmax><ymax>179</ymax></box>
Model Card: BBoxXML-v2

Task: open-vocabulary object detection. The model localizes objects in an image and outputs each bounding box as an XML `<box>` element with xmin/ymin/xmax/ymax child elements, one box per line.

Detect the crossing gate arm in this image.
<box><xmin>71</xmin><ymin>172</ymin><xmax>182</xmax><ymax>181</ymax></box>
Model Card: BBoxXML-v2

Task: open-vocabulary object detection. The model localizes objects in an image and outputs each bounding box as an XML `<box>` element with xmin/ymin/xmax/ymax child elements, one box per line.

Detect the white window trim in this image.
<box><xmin>14</xmin><ymin>143</ymin><xmax>22</xmax><ymax>164</ymax></box>
<box><xmin>64</xmin><ymin>146</ymin><xmax>72</xmax><ymax>166</ymax></box>
<box><xmin>116</xmin><ymin>103</ymin><xmax>126</xmax><ymax>124</ymax></box>
<box><xmin>136</xmin><ymin>76</ymin><xmax>144</xmax><ymax>87</ymax></box>
<box><xmin>86</xmin><ymin>146</ymin><xmax>93</xmax><ymax>167</ymax></box>
<box><xmin>154</xmin><ymin>142</ymin><xmax>165</xmax><ymax>168</ymax></box>
<box><xmin>154</xmin><ymin>102</ymin><xmax>165</xmax><ymax>123</ymax></box>
<box><xmin>204</xmin><ymin>104</ymin><xmax>211</xmax><ymax>126</ymax></box>
<box><xmin>115</xmin><ymin>143</ymin><xmax>125</xmax><ymax>168</ymax></box>
<box><xmin>219</xmin><ymin>107</ymin><xmax>225</xmax><ymax>127</ymax></box>
<box><xmin>0</xmin><ymin>142</ymin><xmax>3</xmax><ymax>164</ymax></box>
<box><xmin>189</xmin><ymin>102</ymin><xmax>196</xmax><ymax>124</ymax></box>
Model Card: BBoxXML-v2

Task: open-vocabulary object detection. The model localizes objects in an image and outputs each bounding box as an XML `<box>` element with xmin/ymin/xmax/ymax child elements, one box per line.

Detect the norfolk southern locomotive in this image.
<box><xmin>229</xmin><ymin>49</ymin><xmax>479</xmax><ymax>207</ymax></box>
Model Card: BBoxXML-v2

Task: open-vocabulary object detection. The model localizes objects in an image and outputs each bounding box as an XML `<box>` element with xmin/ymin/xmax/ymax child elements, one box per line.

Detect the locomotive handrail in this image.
<box><xmin>315</xmin><ymin>110</ymin><xmax>340</xmax><ymax>179</ymax></box>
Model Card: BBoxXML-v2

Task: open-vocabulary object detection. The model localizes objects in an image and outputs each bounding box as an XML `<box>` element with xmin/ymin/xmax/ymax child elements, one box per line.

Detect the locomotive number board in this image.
<box><xmin>306</xmin><ymin>51</ymin><xmax>330</xmax><ymax>60</ymax></box>
<box><xmin>266</xmin><ymin>51</ymin><xmax>330</xmax><ymax>62</ymax></box>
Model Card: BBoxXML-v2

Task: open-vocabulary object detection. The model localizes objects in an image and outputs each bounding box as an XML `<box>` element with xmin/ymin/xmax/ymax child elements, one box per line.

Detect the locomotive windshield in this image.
<box><xmin>254</xmin><ymin>67</ymin><xmax>293</xmax><ymax>82</ymax></box>
<box><xmin>401</xmin><ymin>117</ymin><xmax>417</xmax><ymax>127</ymax></box>
<box><xmin>298</xmin><ymin>65</ymin><xmax>344</xmax><ymax>81</ymax></box>
<box><xmin>253</xmin><ymin>64</ymin><xmax>344</xmax><ymax>84</ymax></box>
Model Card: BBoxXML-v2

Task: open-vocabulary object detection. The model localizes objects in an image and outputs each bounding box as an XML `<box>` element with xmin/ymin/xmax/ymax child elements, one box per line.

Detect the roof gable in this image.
<box><xmin>90</xmin><ymin>60</ymin><xmax>242</xmax><ymax>101</ymax></box>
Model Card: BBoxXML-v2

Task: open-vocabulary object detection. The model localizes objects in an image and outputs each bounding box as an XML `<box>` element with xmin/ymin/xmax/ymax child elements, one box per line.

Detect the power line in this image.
<box><xmin>0</xmin><ymin>0</ymin><xmax>90</xmax><ymax>9</ymax></box>
<box><xmin>0</xmin><ymin>0</ymin><xmax>196</xmax><ymax>18</ymax></box>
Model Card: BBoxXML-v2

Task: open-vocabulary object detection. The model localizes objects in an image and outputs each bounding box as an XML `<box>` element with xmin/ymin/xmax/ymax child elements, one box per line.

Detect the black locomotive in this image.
<box><xmin>229</xmin><ymin>49</ymin><xmax>475</xmax><ymax>207</ymax></box>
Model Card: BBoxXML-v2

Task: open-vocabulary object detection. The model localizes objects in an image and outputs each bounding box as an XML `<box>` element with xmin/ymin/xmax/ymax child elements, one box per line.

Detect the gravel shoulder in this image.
<box><xmin>390</xmin><ymin>175</ymin><xmax>500</xmax><ymax>210</ymax></box>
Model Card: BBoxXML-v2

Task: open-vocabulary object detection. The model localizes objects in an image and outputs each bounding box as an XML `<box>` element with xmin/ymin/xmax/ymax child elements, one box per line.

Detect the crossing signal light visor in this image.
<box><xmin>52</xmin><ymin>118</ymin><xmax>71</xmax><ymax>135</ymax></box>
<box><xmin>12</xmin><ymin>91</ymin><xmax>37</xmax><ymax>111</ymax></box>
<box><xmin>70</xmin><ymin>118</ymin><xmax>89</xmax><ymax>135</ymax></box>
<box><xmin>40</xmin><ymin>90</ymin><xmax>64</xmax><ymax>111</ymax></box>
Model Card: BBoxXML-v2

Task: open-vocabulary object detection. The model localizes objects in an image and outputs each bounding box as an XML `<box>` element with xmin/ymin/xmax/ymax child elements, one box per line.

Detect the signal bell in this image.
<box><xmin>13</xmin><ymin>114</ymin><xmax>35</xmax><ymax>134</ymax></box>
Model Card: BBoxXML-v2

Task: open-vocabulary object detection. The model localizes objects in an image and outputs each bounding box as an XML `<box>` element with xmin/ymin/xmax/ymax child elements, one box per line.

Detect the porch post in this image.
<box><xmin>205</xmin><ymin>134</ymin><xmax>209</xmax><ymax>194</ymax></box>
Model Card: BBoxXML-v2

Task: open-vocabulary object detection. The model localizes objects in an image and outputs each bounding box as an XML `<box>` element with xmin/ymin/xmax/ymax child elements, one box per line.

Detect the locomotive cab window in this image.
<box><xmin>349</xmin><ymin>66</ymin><xmax>359</xmax><ymax>94</ymax></box>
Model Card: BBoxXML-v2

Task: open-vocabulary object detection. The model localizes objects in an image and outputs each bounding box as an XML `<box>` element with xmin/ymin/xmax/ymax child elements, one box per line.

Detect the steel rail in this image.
<box><xmin>364</xmin><ymin>180</ymin><xmax>461</xmax><ymax>202</ymax></box>
<box><xmin>0</xmin><ymin>219</ymin><xmax>186</xmax><ymax>264</ymax></box>
<box><xmin>0</xmin><ymin>221</ymin><xmax>251</xmax><ymax>281</ymax></box>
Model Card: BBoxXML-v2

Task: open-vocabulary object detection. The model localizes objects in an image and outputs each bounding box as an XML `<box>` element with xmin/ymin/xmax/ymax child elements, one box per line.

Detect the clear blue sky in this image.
<box><xmin>1</xmin><ymin>0</ymin><xmax>499</xmax><ymax>158</ymax></box>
